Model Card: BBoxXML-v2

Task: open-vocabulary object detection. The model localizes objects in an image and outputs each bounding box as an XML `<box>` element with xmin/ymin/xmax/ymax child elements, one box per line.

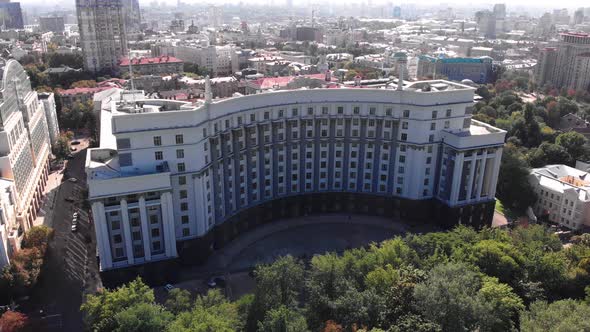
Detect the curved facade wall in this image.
<box><xmin>88</xmin><ymin>82</ymin><xmax>507</xmax><ymax>271</ymax></box>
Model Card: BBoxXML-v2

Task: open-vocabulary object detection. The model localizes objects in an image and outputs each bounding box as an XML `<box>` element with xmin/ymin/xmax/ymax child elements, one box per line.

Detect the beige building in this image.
<box><xmin>535</xmin><ymin>33</ymin><xmax>590</xmax><ymax>91</ymax></box>
<box><xmin>76</xmin><ymin>0</ymin><xmax>128</xmax><ymax>73</ymax></box>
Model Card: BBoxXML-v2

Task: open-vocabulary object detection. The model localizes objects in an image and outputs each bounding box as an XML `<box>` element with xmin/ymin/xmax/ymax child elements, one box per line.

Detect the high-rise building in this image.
<box><xmin>476</xmin><ymin>10</ymin><xmax>496</xmax><ymax>39</ymax></box>
<box><xmin>0</xmin><ymin>0</ymin><xmax>24</xmax><ymax>30</ymax></box>
<box><xmin>76</xmin><ymin>0</ymin><xmax>128</xmax><ymax>74</ymax></box>
<box><xmin>534</xmin><ymin>47</ymin><xmax>557</xmax><ymax>86</ymax></box>
<box><xmin>38</xmin><ymin>93</ymin><xmax>60</xmax><ymax>148</ymax></box>
<box><xmin>574</xmin><ymin>8</ymin><xmax>585</xmax><ymax>25</ymax></box>
<box><xmin>208</xmin><ymin>5</ymin><xmax>223</xmax><ymax>28</ymax></box>
<box><xmin>122</xmin><ymin>0</ymin><xmax>141</xmax><ymax>33</ymax></box>
<box><xmin>493</xmin><ymin>4</ymin><xmax>506</xmax><ymax>34</ymax></box>
<box><xmin>39</xmin><ymin>16</ymin><xmax>65</xmax><ymax>33</ymax></box>
<box><xmin>0</xmin><ymin>58</ymin><xmax>54</xmax><ymax>268</ymax></box>
<box><xmin>535</xmin><ymin>33</ymin><xmax>590</xmax><ymax>91</ymax></box>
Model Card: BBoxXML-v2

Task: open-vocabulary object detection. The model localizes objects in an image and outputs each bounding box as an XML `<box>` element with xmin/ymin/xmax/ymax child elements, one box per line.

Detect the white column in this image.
<box><xmin>450</xmin><ymin>152</ymin><xmax>464</xmax><ymax>205</ymax></box>
<box><xmin>162</xmin><ymin>192</ymin><xmax>178</xmax><ymax>257</ymax></box>
<box><xmin>93</xmin><ymin>201</ymin><xmax>112</xmax><ymax>269</ymax></box>
<box><xmin>159</xmin><ymin>193</ymin><xmax>172</xmax><ymax>257</ymax></box>
<box><xmin>488</xmin><ymin>148</ymin><xmax>503</xmax><ymax>198</ymax></box>
<box><xmin>120</xmin><ymin>199</ymin><xmax>134</xmax><ymax>265</ymax></box>
<box><xmin>476</xmin><ymin>151</ymin><xmax>488</xmax><ymax>199</ymax></box>
<box><xmin>466</xmin><ymin>156</ymin><xmax>477</xmax><ymax>202</ymax></box>
<box><xmin>138</xmin><ymin>196</ymin><xmax>152</xmax><ymax>261</ymax></box>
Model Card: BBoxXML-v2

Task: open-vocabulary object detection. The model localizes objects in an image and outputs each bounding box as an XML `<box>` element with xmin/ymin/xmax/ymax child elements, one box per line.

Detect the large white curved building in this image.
<box><xmin>0</xmin><ymin>59</ymin><xmax>52</xmax><ymax>268</ymax></box>
<box><xmin>87</xmin><ymin>80</ymin><xmax>506</xmax><ymax>273</ymax></box>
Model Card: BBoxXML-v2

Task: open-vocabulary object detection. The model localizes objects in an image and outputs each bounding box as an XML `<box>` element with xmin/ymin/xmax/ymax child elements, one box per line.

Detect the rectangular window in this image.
<box><xmin>176</xmin><ymin>149</ymin><xmax>184</xmax><ymax>159</ymax></box>
<box><xmin>119</xmin><ymin>153</ymin><xmax>132</xmax><ymax>166</ymax></box>
<box><xmin>153</xmin><ymin>136</ymin><xmax>162</xmax><ymax>146</ymax></box>
<box><xmin>432</xmin><ymin>111</ymin><xmax>438</xmax><ymax>119</ymax></box>
<box><xmin>180</xmin><ymin>202</ymin><xmax>188</xmax><ymax>211</ymax></box>
<box><xmin>116</xmin><ymin>138</ymin><xmax>131</xmax><ymax>149</ymax></box>
<box><xmin>403</xmin><ymin>110</ymin><xmax>410</xmax><ymax>118</ymax></box>
<box><xmin>178</xmin><ymin>176</ymin><xmax>186</xmax><ymax>185</ymax></box>
<box><xmin>155</xmin><ymin>151</ymin><xmax>163</xmax><ymax>160</ymax></box>
<box><xmin>175</xmin><ymin>134</ymin><xmax>184</xmax><ymax>144</ymax></box>
<box><xmin>182</xmin><ymin>228</ymin><xmax>190</xmax><ymax>236</ymax></box>
<box><xmin>180</xmin><ymin>190</ymin><xmax>188</xmax><ymax>199</ymax></box>
<box><xmin>181</xmin><ymin>215</ymin><xmax>189</xmax><ymax>224</ymax></box>
<box><xmin>401</xmin><ymin>133</ymin><xmax>407</xmax><ymax>141</ymax></box>
<box><xmin>446</xmin><ymin>109</ymin><xmax>452</xmax><ymax>117</ymax></box>
<box><xmin>177</xmin><ymin>163</ymin><xmax>186</xmax><ymax>172</ymax></box>
<box><xmin>430</xmin><ymin>122</ymin><xmax>436</xmax><ymax>130</ymax></box>
<box><xmin>337</xmin><ymin>106</ymin><xmax>344</xmax><ymax>114</ymax></box>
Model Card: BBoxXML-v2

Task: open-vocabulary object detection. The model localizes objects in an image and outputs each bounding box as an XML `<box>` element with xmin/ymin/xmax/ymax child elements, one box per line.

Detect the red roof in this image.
<box><xmin>119</xmin><ymin>56</ymin><xmax>183</xmax><ymax>66</ymax></box>
<box><xmin>57</xmin><ymin>86</ymin><xmax>113</xmax><ymax>96</ymax></box>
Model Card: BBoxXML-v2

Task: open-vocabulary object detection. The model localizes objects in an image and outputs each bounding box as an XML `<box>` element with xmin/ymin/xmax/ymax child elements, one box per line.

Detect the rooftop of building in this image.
<box><xmin>532</xmin><ymin>164</ymin><xmax>590</xmax><ymax>200</ymax></box>
<box><xmin>119</xmin><ymin>56</ymin><xmax>183</xmax><ymax>66</ymax></box>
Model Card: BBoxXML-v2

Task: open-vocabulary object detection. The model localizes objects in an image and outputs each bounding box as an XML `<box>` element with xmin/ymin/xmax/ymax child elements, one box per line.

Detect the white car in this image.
<box><xmin>68</xmin><ymin>178</ymin><xmax>77</xmax><ymax>183</ymax></box>
<box><xmin>73</xmin><ymin>212</ymin><xmax>79</xmax><ymax>219</ymax></box>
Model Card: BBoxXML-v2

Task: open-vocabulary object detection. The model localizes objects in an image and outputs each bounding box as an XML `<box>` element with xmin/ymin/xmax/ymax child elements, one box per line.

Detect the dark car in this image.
<box><xmin>207</xmin><ymin>276</ymin><xmax>226</xmax><ymax>288</ymax></box>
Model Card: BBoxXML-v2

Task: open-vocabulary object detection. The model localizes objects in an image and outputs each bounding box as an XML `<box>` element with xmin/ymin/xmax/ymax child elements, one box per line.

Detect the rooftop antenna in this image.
<box><xmin>205</xmin><ymin>75</ymin><xmax>212</xmax><ymax>103</ymax></box>
<box><xmin>128</xmin><ymin>49</ymin><xmax>135</xmax><ymax>90</ymax></box>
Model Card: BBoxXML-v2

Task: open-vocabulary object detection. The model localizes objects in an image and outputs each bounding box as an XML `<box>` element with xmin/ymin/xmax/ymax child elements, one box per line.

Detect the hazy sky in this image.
<box><xmin>15</xmin><ymin>0</ymin><xmax>586</xmax><ymax>11</ymax></box>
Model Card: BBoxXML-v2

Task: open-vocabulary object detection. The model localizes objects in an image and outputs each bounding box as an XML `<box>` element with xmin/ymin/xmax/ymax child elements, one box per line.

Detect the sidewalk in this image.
<box><xmin>33</xmin><ymin>170</ymin><xmax>64</xmax><ymax>228</ymax></box>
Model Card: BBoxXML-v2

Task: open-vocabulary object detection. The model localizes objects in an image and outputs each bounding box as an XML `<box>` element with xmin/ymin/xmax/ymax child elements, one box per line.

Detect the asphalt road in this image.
<box><xmin>28</xmin><ymin>145</ymin><xmax>100</xmax><ymax>331</ymax></box>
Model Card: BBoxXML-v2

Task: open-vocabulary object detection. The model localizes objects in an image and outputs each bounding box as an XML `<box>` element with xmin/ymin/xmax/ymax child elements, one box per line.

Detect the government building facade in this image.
<box><xmin>86</xmin><ymin>79</ymin><xmax>506</xmax><ymax>272</ymax></box>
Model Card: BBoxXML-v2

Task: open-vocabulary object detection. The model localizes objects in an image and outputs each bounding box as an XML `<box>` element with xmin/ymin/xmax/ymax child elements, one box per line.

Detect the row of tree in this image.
<box><xmin>80</xmin><ymin>225</ymin><xmax>590</xmax><ymax>332</ymax></box>
<box><xmin>472</xmin><ymin>74</ymin><xmax>590</xmax><ymax>213</ymax></box>
<box><xmin>0</xmin><ymin>226</ymin><xmax>54</xmax><ymax>303</ymax></box>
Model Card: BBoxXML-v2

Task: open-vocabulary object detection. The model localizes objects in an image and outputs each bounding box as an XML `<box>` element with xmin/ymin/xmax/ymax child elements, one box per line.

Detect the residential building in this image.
<box><xmin>38</xmin><ymin>93</ymin><xmax>60</xmax><ymax>148</ymax></box>
<box><xmin>76</xmin><ymin>0</ymin><xmax>128</xmax><ymax>73</ymax></box>
<box><xmin>535</xmin><ymin>33</ymin><xmax>590</xmax><ymax>91</ymax></box>
<box><xmin>86</xmin><ymin>79</ymin><xmax>506</xmax><ymax>272</ymax></box>
<box><xmin>530</xmin><ymin>164</ymin><xmax>590</xmax><ymax>230</ymax></box>
<box><xmin>476</xmin><ymin>10</ymin><xmax>496</xmax><ymax>39</ymax></box>
<box><xmin>39</xmin><ymin>16</ymin><xmax>65</xmax><ymax>33</ymax></box>
<box><xmin>122</xmin><ymin>0</ymin><xmax>141</xmax><ymax>33</ymax></box>
<box><xmin>0</xmin><ymin>59</ymin><xmax>52</xmax><ymax>267</ymax></box>
<box><xmin>0</xmin><ymin>1</ymin><xmax>24</xmax><ymax>30</ymax></box>
<box><xmin>173</xmin><ymin>44</ymin><xmax>236</xmax><ymax>76</ymax></box>
<box><xmin>119</xmin><ymin>56</ymin><xmax>184</xmax><ymax>76</ymax></box>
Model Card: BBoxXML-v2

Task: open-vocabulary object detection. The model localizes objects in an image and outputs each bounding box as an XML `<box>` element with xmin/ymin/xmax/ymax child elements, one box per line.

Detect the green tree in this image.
<box><xmin>114</xmin><ymin>303</ymin><xmax>173</xmax><ymax>332</ymax></box>
<box><xmin>257</xmin><ymin>305</ymin><xmax>309</xmax><ymax>332</ymax></box>
<box><xmin>520</xmin><ymin>300</ymin><xmax>590</xmax><ymax>332</ymax></box>
<box><xmin>468</xmin><ymin>240</ymin><xmax>524</xmax><ymax>284</ymax></box>
<box><xmin>80</xmin><ymin>277</ymin><xmax>155</xmax><ymax>332</ymax></box>
<box><xmin>248</xmin><ymin>256</ymin><xmax>305</xmax><ymax>331</ymax></box>
<box><xmin>164</xmin><ymin>288</ymin><xmax>192</xmax><ymax>314</ymax></box>
<box><xmin>496</xmin><ymin>144</ymin><xmax>536</xmax><ymax>213</ymax></box>
<box><xmin>556</xmin><ymin>131</ymin><xmax>587</xmax><ymax>161</ymax></box>
<box><xmin>168</xmin><ymin>289</ymin><xmax>240</xmax><ymax>332</ymax></box>
<box><xmin>526</xmin><ymin>143</ymin><xmax>573</xmax><ymax>168</ymax></box>
<box><xmin>413</xmin><ymin>262</ymin><xmax>486</xmax><ymax>332</ymax></box>
<box><xmin>478</xmin><ymin>277</ymin><xmax>524</xmax><ymax>332</ymax></box>
<box><xmin>22</xmin><ymin>225</ymin><xmax>53</xmax><ymax>249</ymax></box>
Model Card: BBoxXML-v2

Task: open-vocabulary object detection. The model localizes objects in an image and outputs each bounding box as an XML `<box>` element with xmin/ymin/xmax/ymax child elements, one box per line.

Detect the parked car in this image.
<box><xmin>71</xmin><ymin>223</ymin><xmax>77</xmax><ymax>232</ymax></box>
<box><xmin>68</xmin><ymin>178</ymin><xmax>77</xmax><ymax>183</ymax></box>
<box><xmin>70</xmin><ymin>147</ymin><xmax>77</xmax><ymax>152</ymax></box>
<box><xmin>207</xmin><ymin>276</ymin><xmax>226</xmax><ymax>288</ymax></box>
<box><xmin>164</xmin><ymin>284</ymin><xmax>175</xmax><ymax>292</ymax></box>
<box><xmin>73</xmin><ymin>212</ymin><xmax>79</xmax><ymax>219</ymax></box>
